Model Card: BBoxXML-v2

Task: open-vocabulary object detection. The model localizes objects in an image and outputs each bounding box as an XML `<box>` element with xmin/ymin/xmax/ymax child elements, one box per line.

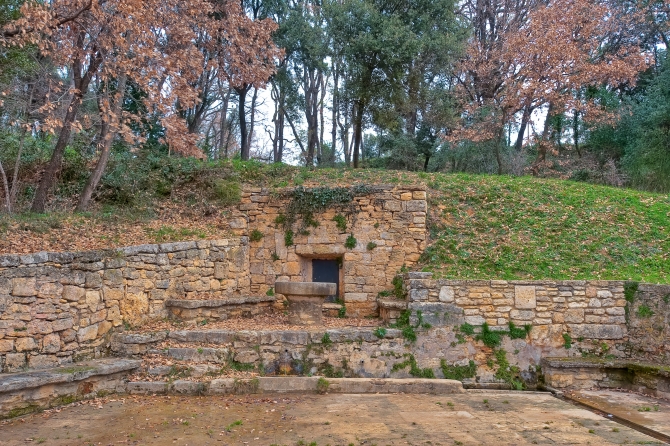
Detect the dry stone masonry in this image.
<box><xmin>0</xmin><ymin>238</ymin><xmax>249</xmax><ymax>372</ymax></box>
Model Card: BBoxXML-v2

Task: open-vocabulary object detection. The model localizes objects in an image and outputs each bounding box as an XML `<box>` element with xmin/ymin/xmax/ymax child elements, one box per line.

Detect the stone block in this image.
<box><xmin>97</xmin><ymin>321</ymin><xmax>113</xmax><ymax>336</ymax></box>
<box><xmin>564</xmin><ymin>309</ymin><xmax>585</xmax><ymax>323</ymax></box>
<box><xmin>405</xmin><ymin>200</ymin><xmax>427</xmax><ymax>212</ymax></box>
<box><xmin>510</xmin><ymin>309</ymin><xmax>535</xmax><ymax>320</ymax></box>
<box><xmin>28</xmin><ymin>354</ymin><xmax>60</xmax><ymax>369</ymax></box>
<box><xmin>0</xmin><ymin>339</ymin><xmax>14</xmax><ymax>352</ymax></box>
<box><xmin>409</xmin><ymin>289</ymin><xmax>428</xmax><ymax>301</ymax></box>
<box><xmin>62</xmin><ymin>285</ymin><xmax>85</xmax><ymax>302</ymax></box>
<box><xmin>12</xmin><ymin>277</ymin><xmax>36</xmax><ymax>297</ymax></box>
<box><xmin>464</xmin><ymin>315</ymin><xmax>485</xmax><ymax>325</ymax></box>
<box><xmin>597</xmin><ymin>290</ymin><xmax>613</xmax><ymax>298</ymax></box>
<box><xmin>52</xmin><ymin>317</ymin><xmax>74</xmax><ymax>332</ymax></box>
<box><xmin>85</xmin><ymin>272</ymin><xmax>103</xmax><ymax>288</ymax></box>
<box><xmin>567</xmin><ymin>324</ymin><xmax>625</xmax><ymax>340</ymax></box>
<box><xmin>42</xmin><ymin>333</ymin><xmax>61</xmax><ymax>353</ymax></box>
<box><xmin>514</xmin><ymin>286</ymin><xmax>536</xmax><ymax>309</ymax></box>
<box><xmin>15</xmin><ymin>337</ymin><xmax>37</xmax><ymax>352</ymax></box>
<box><xmin>86</xmin><ymin>290</ymin><xmax>101</xmax><ymax>310</ymax></box>
<box><xmin>78</xmin><ymin>324</ymin><xmax>100</xmax><ymax>342</ymax></box>
<box><xmin>439</xmin><ymin>286</ymin><xmax>455</xmax><ymax>302</ymax></box>
<box><xmin>344</xmin><ymin>293</ymin><xmax>368</xmax><ymax>302</ymax></box>
<box><xmin>5</xmin><ymin>353</ymin><xmax>26</xmax><ymax>371</ymax></box>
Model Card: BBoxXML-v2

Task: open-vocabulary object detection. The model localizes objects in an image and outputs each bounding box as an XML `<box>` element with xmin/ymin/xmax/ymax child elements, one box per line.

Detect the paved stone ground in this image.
<box><xmin>0</xmin><ymin>392</ymin><xmax>663</xmax><ymax>445</ymax></box>
<box><xmin>567</xmin><ymin>389</ymin><xmax>670</xmax><ymax>438</ymax></box>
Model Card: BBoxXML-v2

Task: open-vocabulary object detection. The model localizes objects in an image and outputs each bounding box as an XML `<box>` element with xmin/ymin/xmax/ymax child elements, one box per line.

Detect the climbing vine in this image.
<box><xmin>274</xmin><ymin>185</ymin><xmax>378</xmax><ymax>246</ymax></box>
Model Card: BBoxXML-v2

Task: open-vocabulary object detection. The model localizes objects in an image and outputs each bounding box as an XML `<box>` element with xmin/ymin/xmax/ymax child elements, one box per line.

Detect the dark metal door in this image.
<box><xmin>312</xmin><ymin>259</ymin><xmax>339</xmax><ymax>302</ymax></box>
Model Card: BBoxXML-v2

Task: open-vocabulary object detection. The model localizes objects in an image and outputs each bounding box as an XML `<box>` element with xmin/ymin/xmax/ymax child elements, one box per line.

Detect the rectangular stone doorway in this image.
<box><xmin>311</xmin><ymin>259</ymin><xmax>340</xmax><ymax>303</ymax></box>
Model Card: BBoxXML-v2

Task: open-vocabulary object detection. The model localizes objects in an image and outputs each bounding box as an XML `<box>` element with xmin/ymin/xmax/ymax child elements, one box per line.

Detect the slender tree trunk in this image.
<box><xmin>352</xmin><ymin>100</ymin><xmax>364</xmax><ymax>168</ymax></box>
<box><xmin>31</xmin><ymin>87</ymin><xmax>85</xmax><ymax>212</ymax></box>
<box><xmin>76</xmin><ymin>74</ymin><xmax>128</xmax><ymax>212</ymax></box>
<box><xmin>0</xmin><ymin>160</ymin><xmax>10</xmax><ymax>214</ymax></box>
<box><xmin>338</xmin><ymin>101</ymin><xmax>351</xmax><ymax>167</ymax></box>
<box><xmin>246</xmin><ymin>87</ymin><xmax>258</xmax><ymax>151</ymax></box>
<box><xmin>573</xmin><ymin>109</ymin><xmax>581</xmax><ymax>157</ymax></box>
<box><xmin>218</xmin><ymin>88</ymin><xmax>231</xmax><ymax>159</ymax></box>
<box><xmin>532</xmin><ymin>102</ymin><xmax>554</xmax><ymax>174</ymax></box>
<box><xmin>515</xmin><ymin>105</ymin><xmax>531</xmax><ymax>151</ymax></box>
<box><xmin>331</xmin><ymin>65</ymin><xmax>338</xmax><ymax>165</ymax></box>
<box><xmin>235</xmin><ymin>85</ymin><xmax>250</xmax><ymax>160</ymax></box>
<box><xmin>318</xmin><ymin>73</ymin><xmax>327</xmax><ymax>165</ymax></box>
<box><xmin>283</xmin><ymin>107</ymin><xmax>306</xmax><ymax>156</ymax></box>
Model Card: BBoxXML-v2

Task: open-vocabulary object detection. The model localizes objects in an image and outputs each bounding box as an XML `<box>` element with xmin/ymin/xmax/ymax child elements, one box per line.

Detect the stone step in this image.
<box><xmin>0</xmin><ymin>358</ymin><xmax>140</xmax><ymax>419</ymax></box>
<box><xmin>166</xmin><ymin>296</ymin><xmax>277</xmax><ymax>322</ymax></box>
<box><xmin>125</xmin><ymin>376</ymin><xmax>465</xmax><ymax>396</ymax></box>
<box><xmin>111</xmin><ymin>327</ymin><xmax>403</xmax><ymax>356</ymax></box>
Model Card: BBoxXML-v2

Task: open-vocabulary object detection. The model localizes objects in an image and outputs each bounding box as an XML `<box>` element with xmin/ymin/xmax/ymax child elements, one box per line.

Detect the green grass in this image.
<box><xmin>419</xmin><ymin>173</ymin><xmax>670</xmax><ymax>282</ymax></box>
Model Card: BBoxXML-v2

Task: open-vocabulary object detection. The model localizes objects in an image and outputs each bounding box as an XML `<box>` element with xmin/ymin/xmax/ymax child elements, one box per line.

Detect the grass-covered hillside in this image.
<box><xmin>1</xmin><ymin>163</ymin><xmax>668</xmax><ymax>283</ymax></box>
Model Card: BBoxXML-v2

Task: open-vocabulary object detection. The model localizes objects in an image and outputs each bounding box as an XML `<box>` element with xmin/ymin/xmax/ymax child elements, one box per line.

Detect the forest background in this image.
<box><xmin>0</xmin><ymin>0</ymin><xmax>669</xmax><ymax>218</ymax></box>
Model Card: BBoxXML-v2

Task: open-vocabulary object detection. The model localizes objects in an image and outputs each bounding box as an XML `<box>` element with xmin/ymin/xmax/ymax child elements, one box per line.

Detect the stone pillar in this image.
<box><xmin>275</xmin><ymin>282</ymin><xmax>336</xmax><ymax>326</ymax></box>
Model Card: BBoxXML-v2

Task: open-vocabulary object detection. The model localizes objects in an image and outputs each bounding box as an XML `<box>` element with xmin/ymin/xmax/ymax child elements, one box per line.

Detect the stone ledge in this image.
<box><xmin>378</xmin><ymin>299</ymin><xmax>408</xmax><ymax>310</ymax></box>
<box><xmin>0</xmin><ymin>358</ymin><xmax>141</xmax><ymax>394</ymax></box>
<box><xmin>542</xmin><ymin>357</ymin><xmax>670</xmax><ymax>378</ymax></box>
<box><xmin>125</xmin><ymin>376</ymin><xmax>464</xmax><ymax>396</ymax></box>
<box><xmin>165</xmin><ymin>296</ymin><xmax>276</xmax><ymax>309</ymax></box>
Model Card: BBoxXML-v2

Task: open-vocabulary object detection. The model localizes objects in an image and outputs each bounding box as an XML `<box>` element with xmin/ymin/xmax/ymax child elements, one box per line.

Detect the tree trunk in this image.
<box><xmin>76</xmin><ymin>74</ymin><xmax>128</xmax><ymax>212</ymax></box>
<box><xmin>32</xmin><ymin>49</ymin><xmax>100</xmax><ymax>212</ymax></box>
<box><xmin>352</xmin><ymin>100</ymin><xmax>364</xmax><ymax>168</ymax></box>
<box><xmin>246</xmin><ymin>87</ymin><xmax>258</xmax><ymax>151</ymax></box>
<box><xmin>515</xmin><ymin>105</ymin><xmax>531</xmax><ymax>151</ymax></box>
<box><xmin>31</xmin><ymin>88</ymin><xmax>84</xmax><ymax>212</ymax></box>
<box><xmin>573</xmin><ymin>109</ymin><xmax>581</xmax><ymax>157</ymax></box>
<box><xmin>532</xmin><ymin>102</ymin><xmax>554</xmax><ymax>174</ymax></box>
<box><xmin>331</xmin><ymin>65</ymin><xmax>339</xmax><ymax>166</ymax></box>
<box><xmin>235</xmin><ymin>84</ymin><xmax>250</xmax><ymax>160</ymax></box>
<box><xmin>0</xmin><ymin>160</ymin><xmax>10</xmax><ymax>214</ymax></box>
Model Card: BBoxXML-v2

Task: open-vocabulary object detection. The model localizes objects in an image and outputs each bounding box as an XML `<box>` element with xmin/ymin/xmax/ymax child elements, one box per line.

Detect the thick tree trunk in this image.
<box><xmin>76</xmin><ymin>74</ymin><xmax>128</xmax><ymax>212</ymax></box>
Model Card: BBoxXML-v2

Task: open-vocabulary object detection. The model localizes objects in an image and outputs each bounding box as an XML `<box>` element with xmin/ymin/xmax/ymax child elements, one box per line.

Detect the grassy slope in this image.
<box><xmin>1</xmin><ymin>164</ymin><xmax>668</xmax><ymax>283</ymax></box>
<box><xmin>420</xmin><ymin>173</ymin><xmax>669</xmax><ymax>283</ymax></box>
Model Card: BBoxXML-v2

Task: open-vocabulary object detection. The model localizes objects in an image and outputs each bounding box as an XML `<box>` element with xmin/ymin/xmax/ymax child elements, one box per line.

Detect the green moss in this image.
<box><xmin>637</xmin><ymin>305</ymin><xmax>654</xmax><ymax>318</ymax></box>
<box><xmin>3</xmin><ymin>404</ymin><xmax>42</xmax><ymax>419</ymax></box>
<box><xmin>624</xmin><ymin>281</ymin><xmax>639</xmax><ymax>303</ymax></box>
<box><xmin>53</xmin><ymin>366</ymin><xmax>95</xmax><ymax>374</ymax></box>
<box><xmin>440</xmin><ymin>359</ymin><xmax>477</xmax><ymax>381</ymax></box>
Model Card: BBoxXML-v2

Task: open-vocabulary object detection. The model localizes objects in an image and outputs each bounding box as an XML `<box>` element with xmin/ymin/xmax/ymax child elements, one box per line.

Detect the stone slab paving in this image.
<box><xmin>567</xmin><ymin>389</ymin><xmax>670</xmax><ymax>438</ymax></box>
<box><xmin>0</xmin><ymin>392</ymin><xmax>663</xmax><ymax>445</ymax></box>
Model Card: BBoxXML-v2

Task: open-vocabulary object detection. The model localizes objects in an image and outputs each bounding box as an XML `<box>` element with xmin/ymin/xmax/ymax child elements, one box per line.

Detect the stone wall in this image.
<box><xmin>237</xmin><ymin>185</ymin><xmax>427</xmax><ymax>316</ymax></box>
<box><xmin>400</xmin><ymin>273</ymin><xmax>670</xmax><ymax>381</ymax></box>
<box><xmin>0</xmin><ymin>238</ymin><xmax>249</xmax><ymax>372</ymax></box>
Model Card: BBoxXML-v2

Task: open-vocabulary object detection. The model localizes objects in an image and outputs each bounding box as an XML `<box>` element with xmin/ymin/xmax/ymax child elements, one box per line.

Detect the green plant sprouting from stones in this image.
<box><xmin>316</xmin><ymin>377</ymin><xmax>330</xmax><ymax>394</ymax></box>
<box><xmin>374</xmin><ymin>327</ymin><xmax>387</xmax><ymax>338</ymax></box>
<box><xmin>493</xmin><ymin>349</ymin><xmax>523</xmax><ymax>390</ymax></box>
<box><xmin>637</xmin><ymin>304</ymin><xmax>654</xmax><ymax>318</ymax></box>
<box><xmin>563</xmin><ymin>333</ymin><xmax>572</xmax><ymax>349</ymax></box>
<box><xmin>249</xmin><ymin>229</ymin><xmax>264</xmax><ymax>242</ymax></box>
<box><xmin>332</xmin><ymin>213</ymin><xmax>347</xmax><ymax>232</ymax></box>
<box><xmin>391</xmin><ymin>354</ymin><xmax>435</xmax><ymax>378</ymax></box>
<box><xmin>440</xmin><ymin>359</ymin><xmax>477</xmax><ymax>381</ymax></box>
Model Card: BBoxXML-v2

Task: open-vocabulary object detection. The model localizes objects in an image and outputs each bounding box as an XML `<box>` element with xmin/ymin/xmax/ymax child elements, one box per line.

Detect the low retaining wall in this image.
<box><xmin>0</xmin><ymin>238</ymin><xmax>249</xmax><ymax>372</ymax></box>
<box><xmin>404</xmin><ymin>273</ymin><xmax>670</xmax><ymax>363</ymax></box>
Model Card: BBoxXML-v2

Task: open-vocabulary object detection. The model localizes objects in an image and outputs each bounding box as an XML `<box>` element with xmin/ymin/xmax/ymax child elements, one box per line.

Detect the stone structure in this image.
<box><xmin>0</xmin><ymin>239</ymin><xmax>248</xmax><ymax>372</ymax></box>
<box><xmin>237</xmin><ymin>185</ymin><xmax>427</xmax><ymax>316</ymax></box>
<box><xmin>402</xmin><ymin>273</ymin><xmax>670</xmax><ymax>361</ymax></box>
<box><xmin>275</xmin><ymin>281</ymin><xmax>337</xmax><ymax>325</ymax></box>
